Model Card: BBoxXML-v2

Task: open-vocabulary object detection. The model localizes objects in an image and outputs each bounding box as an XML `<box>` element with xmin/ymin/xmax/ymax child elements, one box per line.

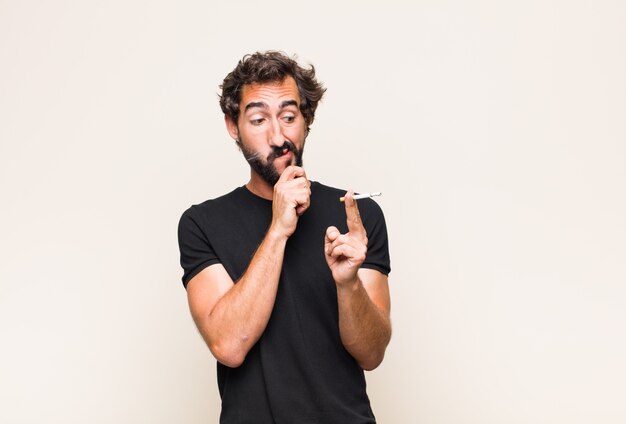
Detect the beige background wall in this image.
<box><xmin>1</xmin><ymin>1</ymin><xmax>625</xmax><ymax>422</ymax></box>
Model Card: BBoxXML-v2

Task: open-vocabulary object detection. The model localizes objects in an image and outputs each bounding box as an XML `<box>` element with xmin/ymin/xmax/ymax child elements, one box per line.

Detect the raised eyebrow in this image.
<box><xmin>244</xmin><ymin>101</ymin><xmax>268</xmax><ymax>112</ymax></box>
<box><xmin>280</xmin><ymin>100</ymin><xmax>298</xmax><ymax>109</ymax></box>
<box><xmin>244</xmin><ymin>100</ymin><xmax>298</xmax><ymax>113</ymax></box>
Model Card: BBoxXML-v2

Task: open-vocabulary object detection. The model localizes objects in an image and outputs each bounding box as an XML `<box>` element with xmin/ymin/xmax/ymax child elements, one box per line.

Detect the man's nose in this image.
<box><xmin>268</xmin><ymin>117</ymin><xmax>285</xmax><ymax>147</ymax></box>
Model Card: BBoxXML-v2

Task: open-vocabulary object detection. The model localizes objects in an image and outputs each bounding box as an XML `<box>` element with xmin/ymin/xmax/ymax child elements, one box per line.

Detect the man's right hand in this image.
<box><xmin>270</xmin><ymin>166</ymin><xmax>311</xmax><ymax>238</ymax></box>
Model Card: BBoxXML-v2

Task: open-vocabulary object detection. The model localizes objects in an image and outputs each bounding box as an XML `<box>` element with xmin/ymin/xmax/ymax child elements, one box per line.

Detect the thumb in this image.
<box><xmin>325</xmin><ymin>226</ymin><xmax>339</xmax><ymax>253</ymax></box>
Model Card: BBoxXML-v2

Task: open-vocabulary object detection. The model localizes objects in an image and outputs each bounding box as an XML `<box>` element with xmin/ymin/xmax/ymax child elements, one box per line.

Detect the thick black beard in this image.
<box><xmin>241</xmin><ymin>141</ymin><xmax>304</xmax><ymax>186</ymax></box>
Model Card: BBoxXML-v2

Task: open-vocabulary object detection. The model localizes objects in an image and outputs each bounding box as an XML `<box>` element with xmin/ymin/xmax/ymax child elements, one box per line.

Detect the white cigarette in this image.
<box><xmin>339</xmin><ymin>192</ymin><xmax>382</xmax><ymax>202</ymax></box>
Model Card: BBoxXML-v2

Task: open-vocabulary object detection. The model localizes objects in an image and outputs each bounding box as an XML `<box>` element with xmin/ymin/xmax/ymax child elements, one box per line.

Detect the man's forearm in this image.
<box><xmin>199</xmin><ymin>168</ymin><xmax>311</xmax><ymax>367</ymax></box>
<box><xmin>204</xmin><ymin>228</ymin><xmax>288</xmax><ymax>367</ymax></box>
<box><xmin>336</xmin><ymin>276</ymin><xmax>392</xmax><ymax>371</ymax></box>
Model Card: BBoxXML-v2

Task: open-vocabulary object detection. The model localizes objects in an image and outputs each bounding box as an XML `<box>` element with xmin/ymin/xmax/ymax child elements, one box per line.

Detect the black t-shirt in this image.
<box><xmin>178</xmin><ymin>182</ymin><xmax>391</xmax><ymax>424</ymax></box>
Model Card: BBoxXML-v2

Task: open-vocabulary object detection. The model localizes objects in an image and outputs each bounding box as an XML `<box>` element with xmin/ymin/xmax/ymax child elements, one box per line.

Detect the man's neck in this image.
<box><xmin>246</xmin><ymin>173</ymin><xmax>274</xmax><ymax>200</ymax></box>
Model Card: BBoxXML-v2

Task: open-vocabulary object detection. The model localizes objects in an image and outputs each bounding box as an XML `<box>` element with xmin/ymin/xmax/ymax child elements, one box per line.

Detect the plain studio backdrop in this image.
<box><xmin>1</xmin><ymin>1</ymin><xmax>625</xmax><ymax>423</ymax></box>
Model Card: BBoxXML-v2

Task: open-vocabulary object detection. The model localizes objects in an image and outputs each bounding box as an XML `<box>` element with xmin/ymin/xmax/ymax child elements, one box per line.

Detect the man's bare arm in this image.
<box><xmin>335</xmin><ymin>269</ymin><xmax>391</xmax><ymax>371</ymax></box>
<box><xmin>187</xmin><ymin>166</ymin><xmax>310</xmax><ymax>368</ymax></box>
<box><xmin>186</xmin><ymin>229</ymin><xmax>287</xmax><ymax>367</ymax></box>
<box><xmin>325</xmin><ymin>191</ymin><xmax>392</xmax><ymax>370</ymax></box>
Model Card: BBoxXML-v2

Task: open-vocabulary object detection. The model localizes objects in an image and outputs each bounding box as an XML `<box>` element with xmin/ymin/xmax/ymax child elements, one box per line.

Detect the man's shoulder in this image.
<box><xmin>311</xmin><ymin>181</ymin><xmax>344</xmax><ymax>197</ymax></box>
<box><xmin>181</xmin><ymin>186</ymin><xmax>246</xmax><ymax>216</ymax></box>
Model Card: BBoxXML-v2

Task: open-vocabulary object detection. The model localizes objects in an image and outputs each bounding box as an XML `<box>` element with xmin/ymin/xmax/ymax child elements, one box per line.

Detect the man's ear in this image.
<box><xmin>225</xmin><ymin>116</ymin><xmax>239</xmax><ymax>140</ymax></box>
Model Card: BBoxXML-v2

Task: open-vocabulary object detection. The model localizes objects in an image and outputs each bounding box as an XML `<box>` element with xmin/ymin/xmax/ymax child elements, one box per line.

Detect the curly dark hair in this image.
<box><xmin>219</xmin><ymin>51</ymin><xmax>326</xmax><ymax>133</ymax></box>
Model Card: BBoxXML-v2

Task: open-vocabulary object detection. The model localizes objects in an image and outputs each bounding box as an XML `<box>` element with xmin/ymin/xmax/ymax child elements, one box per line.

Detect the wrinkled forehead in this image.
<box><xmin>240</xmin><ymin>76</ymin><xmax>300</xmax><ymax>109</ymax></box>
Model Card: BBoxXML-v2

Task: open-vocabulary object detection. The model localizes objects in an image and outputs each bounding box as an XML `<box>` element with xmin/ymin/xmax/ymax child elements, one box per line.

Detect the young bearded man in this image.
<box><xmin>178</xmin><ymin>51</ymin><xmax>392</xmax><ymax>423</ymax></box>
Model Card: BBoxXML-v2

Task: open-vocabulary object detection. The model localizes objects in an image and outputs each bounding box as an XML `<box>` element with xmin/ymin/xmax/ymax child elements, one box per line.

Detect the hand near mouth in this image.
<box><xmin>269</xmin><ymin>166</ymin><xmax>311</xmax><ymax>238</ymax></box>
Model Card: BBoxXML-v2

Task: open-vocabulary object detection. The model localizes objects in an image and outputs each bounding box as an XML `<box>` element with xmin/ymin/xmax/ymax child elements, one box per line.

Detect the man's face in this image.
<box><xmin>226</xmin><ymin>76</ymin><xmax>307</xmax><ymax>186</ymax></box>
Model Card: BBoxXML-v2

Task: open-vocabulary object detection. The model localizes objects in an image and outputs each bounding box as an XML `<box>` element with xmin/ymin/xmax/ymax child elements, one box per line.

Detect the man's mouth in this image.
<box><xmin>271</xmin><ymin>142</ymin><xmax>295</xmax><ymax>160</ymax></box>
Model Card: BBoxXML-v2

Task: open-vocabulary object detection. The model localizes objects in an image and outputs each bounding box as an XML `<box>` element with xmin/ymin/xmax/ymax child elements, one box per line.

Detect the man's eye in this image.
<box><xmin>251</xmin><ymin>118</ymin><xmax>265</xmax><ymax>125</ymax></box>
<box><xmin>283</xmin><ymin>115</ymin><xmax>295</xmax><ymax>123</ymax></box>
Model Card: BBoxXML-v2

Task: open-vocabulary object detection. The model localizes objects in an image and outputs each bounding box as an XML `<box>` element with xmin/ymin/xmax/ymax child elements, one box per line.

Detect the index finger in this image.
<box><xmin>343</xmin><ymin>190</ymin><xmax>366</xmax><ymax>235</ymax></box>
<box><xmin>278</xmin><ymin>165</ymin><xmax>306</xmax><ymax>182</ymax></box>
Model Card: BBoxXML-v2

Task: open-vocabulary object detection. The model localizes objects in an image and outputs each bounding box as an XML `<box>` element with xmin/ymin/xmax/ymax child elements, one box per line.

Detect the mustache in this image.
<box><xmin>268</xmin><ymin>141</ymin><xmax>297</xmax><ymax>161</ymax></box>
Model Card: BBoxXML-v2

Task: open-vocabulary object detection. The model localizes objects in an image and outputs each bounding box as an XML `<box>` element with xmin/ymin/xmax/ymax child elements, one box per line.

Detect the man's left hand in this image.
<box><xmin>324</xmin><ymin>190</ymin><xmax>368</xmax><ymax>286</ymax></box>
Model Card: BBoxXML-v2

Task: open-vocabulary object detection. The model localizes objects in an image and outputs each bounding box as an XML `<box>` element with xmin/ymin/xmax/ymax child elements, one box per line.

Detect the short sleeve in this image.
<box><xmin>177</xmin><ymin>207</ymin><xmax>221</xmax><ymax>288</ymax></box>
<box><xmin>361</xmin><ymin>200</ymin><xmax>391</xmax><ymax>276</ymax></box>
